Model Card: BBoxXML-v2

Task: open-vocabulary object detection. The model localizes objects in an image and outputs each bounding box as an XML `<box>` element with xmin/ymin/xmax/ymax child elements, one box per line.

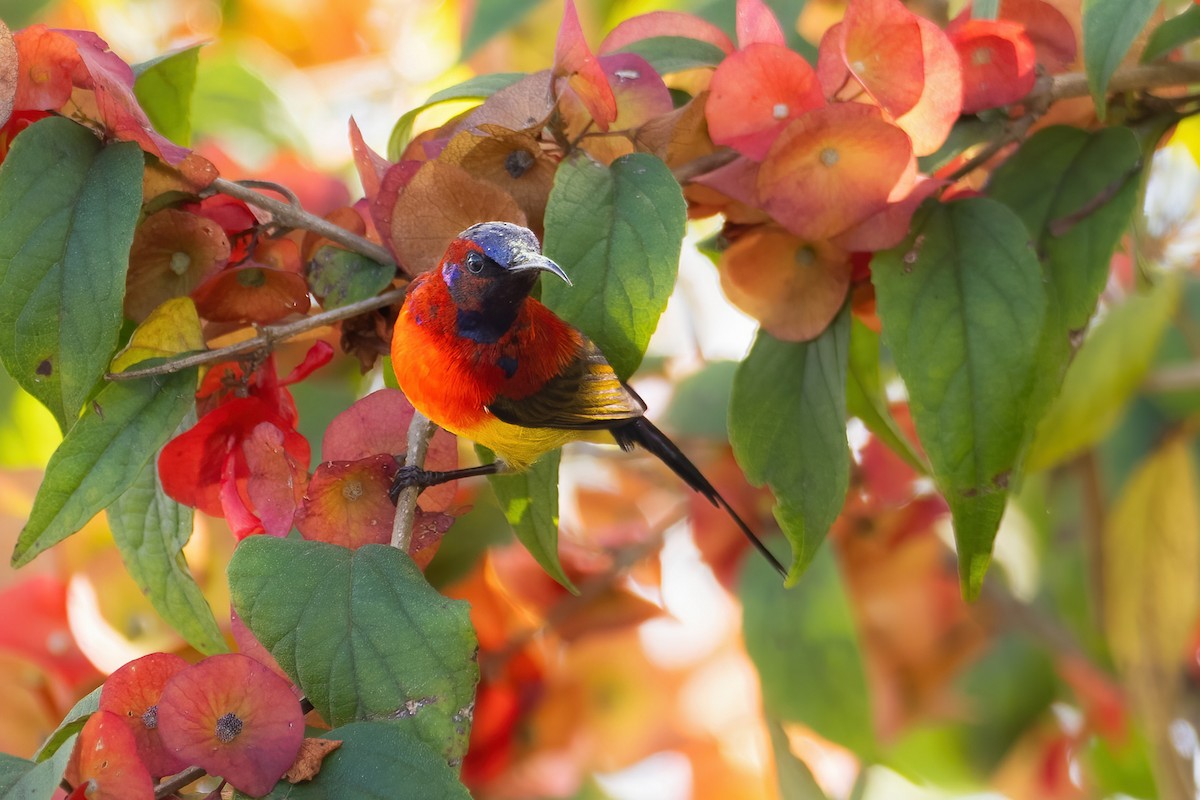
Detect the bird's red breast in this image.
<box><xmin>391</xmin><ymin>266</ymin><xmax>587</xmax><ymax>438</ymax></box>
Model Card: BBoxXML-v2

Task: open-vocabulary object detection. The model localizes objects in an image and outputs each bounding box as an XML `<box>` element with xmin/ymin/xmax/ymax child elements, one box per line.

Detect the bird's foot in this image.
<box><xmin>388</xmin><ymin>465</ymin><xmax>434</xmax><ymax>505</ymax></box>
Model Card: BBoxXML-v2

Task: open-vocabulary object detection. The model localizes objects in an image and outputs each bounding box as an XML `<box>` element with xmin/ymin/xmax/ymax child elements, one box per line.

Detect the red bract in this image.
<box><xmin>182</xmin><ymin>195</ymin><xmax>260</xmax><ymax>264</ymax></box>
<box><xmin>735</xmin><ymin>0</ymin><xmax>786</xmax><ymax>47</ymax></box>
<box><xmin>321</xmin><ymin>388</ymin><xmax>459</xmax><ymax>513</ymax></box>
<box><xmin>705</xmin><ymin>44</ymin><xmax>825</xmax><ymax>160</ymax></box>
<box><xmin>72</xmin><ymin>711</ymin><xmax>156</xmax><ymax>800</ymax></box>
<box><xmin>243</xmin><ymin>422</ymin><xmax>308</xmax><ymax>538</ymax></box>
<box><xmin>294</xmin><ymin>455</ymin><xmax>399</xmax><ymax>549</ymax></box>
<box><xmin>160</xmin><ymin>344</ymin><xmax>327</xmax><ymax>537</ymax></box>
<box><xmin>349</xmin><ymin>117</ymin><xmax>390</xmax><ymax>202</ymax></box>
<box><xmin>757</xmin><ymin>103</ymin><xmax>914</xmax><ymax>241</ymax></box>
<box><xmin>598</xmin><ymin>11</ymin><xmax>734</xmax><ymax>55</ymax></box>
<box><xmin>553</xmin><ymin>0</ymin><xmax>616</xmax><ymax>131</ymax></box>
<box><xmin>98</xmin><ymin>652</ymin><xmax>190</xmax><ymax>779</ymax></box>
<box><xmin>992</xmin><ymin>0</ymin><xmax>1077</xmax><ymax>72</ymax></box>
<box><xmin>0</xmin><ymin>109</ymin><xmax>50</xmax><ymax>165</ymax></box>
<box><xmin>13</xmin><ymin>26</ymin><xmax>191</xmax><ymax>166</ymax></box>
<box><xmin>157</xmin><ymin>653</ymin><xmax>304</xmax><ymax>798</ymax></box>
<box><xmin>191</xmin><ymin>265</ymin><xmax>311</xmax><ymax>324</ymax></box>
<box><xmin>950</xmin><ymin>18</ymin><xmax>1037</xmax><ymax>113</ymax></box>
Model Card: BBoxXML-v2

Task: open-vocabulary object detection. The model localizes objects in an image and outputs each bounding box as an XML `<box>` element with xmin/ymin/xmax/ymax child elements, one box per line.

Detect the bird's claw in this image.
<box><xmin>388</xmin><ymin>465</ymin><xmax>431</xmax><ymax>505</ymax></box>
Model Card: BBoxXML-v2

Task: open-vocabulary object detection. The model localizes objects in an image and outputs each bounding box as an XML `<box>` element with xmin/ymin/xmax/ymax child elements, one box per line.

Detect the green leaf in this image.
<box><xmin>613</xmin><ymin>36</ymin><xmax>727</xmax><ymax>73</ymax></box>
<box><xmin>987</xmin><ymin>125</ymin><xmax>1142</xmax><ymax>331</ymax></box>
<box><xmin>0</xmin><ymin>117</ymin><xmax>142</xmax><ymax>429</ymax></box>
<box><xmin>542</xmin><ymin>153</ymin><xmax>686</xmax><ymax>380</ymax></box>
<box><xmin>872</xmin><ymin>198</ymin><xmax>1048</xmax><ymax>599</ymax></box>
<box><xmin>33</xmin><ymin>686</ymin><xmax>100</xmax><ymax>762</ymax></box>
<box><xmin>11</xmin><ymin>368</ymin><xmax>198</xmax><ymax>567</ymax></box>
<box><xmin>307</xmin><ymin>246</ymin><xmax>396</xmax><ymax>309</ymax></box>
<box><xmin>1142</xmin><ymin>4</ymin><xmax>1200</xmax><ymax>62</ymax></box>
<box><xmin>245</xmin><ymin>722</ymin><xmax>471</xmax><ymax>799</ymax></box>
<box><xmin>846</xmin><ymin>318</ymin><xmax>927</xmax><ymax>474</ymax></box>
<box><xmin>1027</xmin><ymin>275</ymin><xmax>1181</xmax><ymax>471</ymax></box>
<box><xmin>0</xmin><ymin>754</ymin><xmax>32</xmax><ymax>796</ymax></box>
<box><xmin>386</xmin><ymin>72</ymin><xmax>526</xmax><ymax>161</ymax></box>
<box><xmin>1</xmin><ymin>733</ymin><xmax>76</xmax><ymax>800</ymax></box>
<box><xmin>664</xmin><ymin>361</ymin><xmax>738</xmax><ymax>439</ymax></box>
<box><xmin>1082</xmin><ymin>0</ymin><xmax>1159</xmax><ymax>116</ymax></box>
<box><xmin>228</xmin><ymin>538</ymin><xmax>479</xmax><ymax>762</ymax></box>
<box><xmin>767</xmin><ymin>719</ymin><xmax>829</xmax><ymax>800</ymax></box>
<box><xmin>742</xmin><ymin>545</ymin><xmax>875</xmax><ymax>758</ymax></box>
<box><xmin>108</xmin><ymin>429</ymin><xmax>227</xmax><ymax>655</ymax></box>
<box><xmin>133</xmin><ymin>45</ymin><xmax>202</xmax><ymax>146</ymax></box>
<box><xmin>461</xmin><ymin>0</ymin><xmax>540</xmax><ymax>59</ymax></box>
<box><xmin>483</xmin><ymin>446</ymin><xmax>576</xmax><ymax>593</ymax></box>
<box><xmin>729</xmin><ymin>310</ymin><xmax>850</xmax><ymax>580</ymax></box>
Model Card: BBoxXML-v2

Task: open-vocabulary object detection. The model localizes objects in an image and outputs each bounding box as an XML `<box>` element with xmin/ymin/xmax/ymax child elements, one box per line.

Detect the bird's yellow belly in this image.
<box><xmin>448</xmin><ymin>415</ymin><xmax>613</xmax><ymax>471</ymax></box>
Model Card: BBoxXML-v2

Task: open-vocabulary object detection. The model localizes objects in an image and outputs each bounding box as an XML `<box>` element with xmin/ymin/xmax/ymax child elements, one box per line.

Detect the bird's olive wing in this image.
<box><xmin>488</xmin><ymin>341</ymin><xmax>645</xmax><ymax>430</ymax></box>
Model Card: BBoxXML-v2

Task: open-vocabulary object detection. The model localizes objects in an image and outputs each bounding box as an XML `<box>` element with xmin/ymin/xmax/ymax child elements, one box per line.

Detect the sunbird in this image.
<box><xmin>389</xmin><ymin>221</ymin><xmax>786</xmax><ymax>577</ymax></box>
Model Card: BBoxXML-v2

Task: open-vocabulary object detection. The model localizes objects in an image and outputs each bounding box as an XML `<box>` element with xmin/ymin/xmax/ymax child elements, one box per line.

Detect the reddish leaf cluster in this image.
<box><xmin>67</xmin><ymin>651</ymin><xmax>304</xmax><ymax>798</ymax></box>
<box><xmin>1</xmin><ymin>25</ymin><xmax>214</xmax><ymax>182</ymax></box>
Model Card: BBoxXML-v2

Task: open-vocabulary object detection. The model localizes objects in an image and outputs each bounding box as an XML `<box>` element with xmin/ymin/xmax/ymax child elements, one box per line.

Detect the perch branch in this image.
<box><xmin>390</xmin><ymin>411</ymin><xmax>435</xmax><ymax>551</ymax></box>
<box><xmin>210</xmin><ymin>177</ymin><xmax>396</xmax><ymax>266</ymax></box>
<box><xmin>106</xmin><ymin>288</ymin><xmax>406</xmax><ymax>381</ymax></box>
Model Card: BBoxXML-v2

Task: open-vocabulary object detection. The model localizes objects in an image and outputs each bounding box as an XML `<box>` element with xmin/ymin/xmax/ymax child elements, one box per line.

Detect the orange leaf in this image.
<box><xmin>736</xmin><ymin>0</ymin><xmax>787</xmax><ymax>47</ymax></box>
<box><xmin>283</xmin><ymin>737</ymin><xmax>342</xmax><ymax>783</ymax></box>
<box><xmin>758</xmin><ymin>103</ymin><xmax>913</xmax><ymax>240</ymax></box>
<box><xmin>560</xmin><ymin>53</ymin><xmax>674</xmax><ymax>163</ymax></box>
<box><xmin>719</xmin><ymin>227</ymin><xmax>851</xmax><ymax>341</ymax></box>
<box><xmin>191</xmin><ymin>265</ymin><xmax>311</xmax><ymax>324</ymax></box>
<box><xmin>893</xmin><ymin>17</ymin><xmax>963</xmax><ymax>156</ymax></box>
<box><xmin>706</xmin><ymin>43</ymin><xmax>825</xmax><ymax>160</ymax></box>
<box><xmin>98</xmin><ymin>652</ymin><xmax>190</xmax><ymax>779</ymax></box>
<box><xmin>635</xmin><ymin>91</ymin><xmax>716</xmax><ymax>169</ymax></box>
<box><xmin>553</xmin><ymin>0</ymin><xmax>616</xmax><ymax>130</ymax></box>
<box><xmin>832</xmin><ymin>176</ymin><xmax>944</xmax><ymax>251</ymax></box>
<box><xmin>819</xmin><ymin>0</ymin><xmax>925</xmax><ymax>119</ymax></box>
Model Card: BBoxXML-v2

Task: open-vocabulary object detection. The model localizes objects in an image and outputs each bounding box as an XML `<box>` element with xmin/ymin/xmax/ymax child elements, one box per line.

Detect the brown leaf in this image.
<box><xmin>635</xmin><ymin>91</ymin><xmax>715</xmax><ymax>170</ymax></box>
<box><xmin>0</xmin><ymin>20</ymin><xmax>15</xmax><ymax>128</ymax></box>
<box><xmin>460</xmin><ymin>70</ymin><xmax>553</xmax><ymax>135</ymax></box>
<box><xmin>389</xmin><ymin>160</ymin><xmax>526</xmax><ymax>275</ymax></box>
<box><xmin>284</xmin><ymin>736</ymin><xmax>343</xmax><ymax>783</ymax></box>
<box><xmin>440</xmin><ymin>124</ymin><xmax>555</xmax><ymax>234</ymax></box>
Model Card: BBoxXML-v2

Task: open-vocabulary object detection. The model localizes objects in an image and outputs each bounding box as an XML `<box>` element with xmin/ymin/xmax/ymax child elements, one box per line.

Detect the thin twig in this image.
<box><xmin>391</xmin><ymin>411</ymin><xmax>435</xmax><ymax>551</ymax></box>
<box><xmin>155</xmin><ymin>766</ymin><xmax>207</xmax><ymax>799</ymax></box>
<box><xmin>106</xmin><ymin>288</ymin><xmax>406</xmax><ymax>381</ymax></box>
<box><xmin>210</xmin><ymin>177</ymin><xmax>397</xmax><ymax>266</ymax></box>
<box><xmin>671</xmin><ymin>148</ymin><xmax>737</xmax><ymax>184</ymax></box>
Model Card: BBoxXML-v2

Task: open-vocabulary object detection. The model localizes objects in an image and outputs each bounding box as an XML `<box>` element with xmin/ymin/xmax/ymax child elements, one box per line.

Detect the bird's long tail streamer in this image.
<box><xmin>612</xmin><ymin>418</ymin><xmax>787</xmax><ymax>578</ymax></box>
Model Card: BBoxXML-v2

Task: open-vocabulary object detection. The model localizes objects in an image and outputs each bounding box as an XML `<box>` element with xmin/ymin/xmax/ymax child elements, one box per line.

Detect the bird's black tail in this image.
<box><xmin>611</xmin><ymin>417</ymin><xmax>787</xmax><ymax>578</ymax></box>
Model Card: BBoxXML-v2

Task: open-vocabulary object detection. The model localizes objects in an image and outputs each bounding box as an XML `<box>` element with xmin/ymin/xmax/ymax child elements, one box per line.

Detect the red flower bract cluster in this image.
<box><xmin>158</xmin><ymin>343</ymin><xmax>332</xmax><ymax>539</ymax></box>
<box><xmin>70</xmin><ymin>652</ymin><xmax>304</xmax><ymax>799</ymax></box>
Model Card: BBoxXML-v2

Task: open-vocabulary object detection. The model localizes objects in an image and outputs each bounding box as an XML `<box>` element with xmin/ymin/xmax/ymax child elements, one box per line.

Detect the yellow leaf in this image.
<box><xmin>1104</xmin><ymin>435</ymin><xmax>1200</xmax><ymax>676</ymax></box>
<box><xmin>109</xmin><ymin>297</ymin><xmax>204</xmax><ymax>374</ymax></box>
<box><xmin>1169</xmin><ymin>114</ymin><xmax>1200</xmax><ymax>168</ymax></box>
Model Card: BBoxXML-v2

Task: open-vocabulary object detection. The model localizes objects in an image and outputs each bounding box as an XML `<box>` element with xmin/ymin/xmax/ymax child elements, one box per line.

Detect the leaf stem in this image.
<box><xmin>106</xmin><ymin>288</ymin><xmax>406</xmax><ymax>381</ymax></box>
<box><xmin>390</xmin><ymin>411</ymin><xmax>435</xmax><ymax>551</ymax></box>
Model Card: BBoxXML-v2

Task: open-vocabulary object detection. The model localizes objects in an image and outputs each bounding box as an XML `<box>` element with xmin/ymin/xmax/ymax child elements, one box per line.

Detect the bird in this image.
<box><xmin>388</xmin><ymin>221</ymin><xmax>786</xmax><ymax>578</ymax></box>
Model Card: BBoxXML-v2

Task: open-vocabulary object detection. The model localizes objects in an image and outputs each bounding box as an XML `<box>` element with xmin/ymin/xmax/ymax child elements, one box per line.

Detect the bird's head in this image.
<box><xmin>437</xmin><ymin>222</ymin><xmax>571</xmax><ymax>342</ymax></box>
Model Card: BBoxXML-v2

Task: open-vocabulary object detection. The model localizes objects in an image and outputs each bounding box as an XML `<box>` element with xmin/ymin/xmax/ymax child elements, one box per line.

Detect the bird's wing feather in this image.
<box><xmin>488</xmin><ymin>340</ymin><xmax>645</xmax><ymax>430</ymax></box>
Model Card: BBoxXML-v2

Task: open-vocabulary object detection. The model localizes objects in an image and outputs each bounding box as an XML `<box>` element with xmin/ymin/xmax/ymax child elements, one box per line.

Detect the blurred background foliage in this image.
<box><xmin>2</xmin><ymin>0</ymin><xmax>1200</xmax><ymax>798</ymax></box>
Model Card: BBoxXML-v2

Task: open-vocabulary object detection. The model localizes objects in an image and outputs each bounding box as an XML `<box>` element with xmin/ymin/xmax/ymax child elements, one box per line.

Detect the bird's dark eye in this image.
<box><xmin>465</xmin><ymin>251</ymin><xmax>484</xmax><ymax>273</ymax></box>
